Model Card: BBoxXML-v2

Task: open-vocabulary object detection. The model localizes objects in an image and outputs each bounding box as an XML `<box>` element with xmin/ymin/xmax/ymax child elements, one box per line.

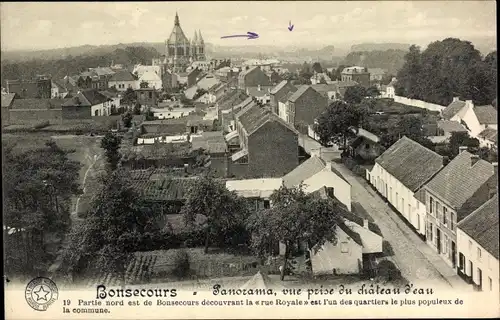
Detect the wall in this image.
<box><xmin>248</xmin><ymin>122</ymin><xmax>299</xmax><ymax>178</ymax></box>
<box><xmin>91</xmin><ymin>103</ymin><xmax>109</xmax><ymax>116</ymax></box>
<box><xmin>457</xmin><ymin>229</ymin><xmax>499</xmax><ymax>293</ymax></box>
<box><xmin>293</xmin><ymin>88</ymin><xmax>328</xmax><ymax>127</ymax></box>
<box><xmin>8</xmin><ymin>109</ymin><xmax>63</xmax><ymax>125</ymax></box>
<box><xmin>392</xmin><ymin>95</ymin><xmax>446</xmax><ymax>113</ymax></box>
<box><xmin>302</xmin><ymin>168</ymin><xmax>352</xmax><ymax>212</ymax></box>
<box><xmin>7</xmin><ymin>79</ymin><xmax>51</xmax><ymax>99</ymax></box>
<box><xmin>142</xmin><ymin>123</ymin><xmax>187</xmax><ymax>135</ymax></box>
<box><xmin>228</xmin><ymin>162</ymin><xmax>249</xmax><ymax>178</ymax></box>
<box><xmin>461</xmin><ymin>106</ymin><xmax>485</xmax><ymax>137</ymax></box>
<box><xmin>242</xmin><ymin>68</ymin><xmax>272</xmax><ymax>88</ymax></box>
<box><xmin>370</xmin><ymin>163</ymin><xmax>426</xmax><ymax>236</ymax></box>
<box><xmin>310</xmin><ymin>226</ymin><xmax>363</xmax><ymax>275</ymax></box>
<box><xmin>62</xmin><ymin>106</ymin><xmax>92</xmax><ymax>120</ymax></box>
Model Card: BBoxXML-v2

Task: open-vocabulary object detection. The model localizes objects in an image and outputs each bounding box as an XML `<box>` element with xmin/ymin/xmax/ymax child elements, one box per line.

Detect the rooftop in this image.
<box><xmin>458</xmin><ymin>194</ymin><xmax>499</xmax><ymax>259</ymax></box>
<box><xmin>437</xmin><ymin>120</ymin><xmax>468</xmax><ymax>133</ymax></box>
<box><xmin>109</xmin><ymin>70</ymin><xmax>138</xmax><ymax>82</ymax></box>
<box><xmin>442</xmin><ymin>99</ymin><xmax>467</xmax><ymax>120</ymax></box>
<box><xmin>375</xmin><ymin>136</ymin><xmax>444</xmax><ymax>192</ymax></box>
<box><xmin>478</xmin><ymin>128</ymin><xmax>498</xmax><ymax>143</ymax></box>
<box><xmin>474</xmin><ymin>105</ymin><xmax>497</xmax><ymax>125</ymax></box>
<box><xmin>225</xmin><ymin>178</ymin><xmax>283</xmax><ymax>198</ymax></box>
<box><xmin>237</xmin><ymin>104</ymin><xmax>298</xmax><ymax>136</ymax></box>
<box><xmin>283</xmin><ymin>156</ymin><xmax>326</xmax><ymax>188</ymax></box>
<box><xmin>62</xmin><ymin>89</ymin><xmax>111</xmax><ymax>107</ymax></box>
<box><xmin>11</xmin><ymin>98</ymin><xmax>66</xmax><ymax>110</ymax></box>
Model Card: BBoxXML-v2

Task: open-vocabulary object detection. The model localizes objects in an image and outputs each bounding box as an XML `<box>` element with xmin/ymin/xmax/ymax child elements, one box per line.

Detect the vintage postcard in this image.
<box><xmin>2</xmin><ymin>1</ymin><xmax>498</xmax><ymax>319</ymax></box>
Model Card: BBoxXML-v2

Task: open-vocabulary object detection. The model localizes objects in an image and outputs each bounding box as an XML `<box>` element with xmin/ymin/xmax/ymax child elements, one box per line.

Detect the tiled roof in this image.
<box><xmin>1</xmin><ymin>93</ymin><xmax>16</xmax><ymax>108</ymax></box>
<box><xmin>196</xmin><ymin>76</ymin><xmax>221</xmax><ymax>91</ymax></box>
<box><xmin>11</xmin><ymin>98</ymin><xmax>66</xmax><ymax>110</ymax></box>
<box><xmin>474</xmin><ymin>105</ymin><xmax>497</xmax><ymax>124</ymax></box>
<box><xmin>62</xmin><ymin>89</ymin><xmax>110</xmax><ymax>107</ymax></box>
<box><xmin>226</xmin><ymin>178</ymin><xmax>283</xmax><ymax>198</ymax></box>
<box><xmin>109</xmin><ymin>70</ymin><xmax>137</xmax><ymax>82</ymax></box>
<box><xmin>375</xmin><ymin>136</ymin><xmax>444</xmax><ymax>192</ymax></box>
<box><xmin>424</xmin><ymin>151</ymin><xmax>495</xmax><ymax>217</ymax></box>
<box><xmin>367</xmin><ymin>68</ymin><xmax>387</xmax><ymax>75</ymax></box>
<box><xmin>246</xmin><ymin>86</ymin><xmax>273</xmax><ymax>98</ymax></box>
<box><xmin>270</xmin><ymin>80</ymin><xmax>290</xmax><ymax>95</ymax></box>
<box><xmin>437</xmin><ymin>120</ymin><xmax>468</xmax><ymax>133</ymax></box>
<box><xmin>191</xmin><ymin>131</ymin><xmax>228</xmax><ymax>154</ymax></box>
<box><xmin>442</xmin><ymin>100</ymin><xmax>466</xmax><ymax>120</ymax></box>
<box><xmin>238</xmin><ymin>104</ymin><xmax>298</xmax><ymax>136</ymax></box>
<box><xmin>99</xmin><ymin>90</ymin><xmax>120</xmax><ymax>99</ymax></box>
<box><xmin>131</xmin><ymin>177</ymin><xmax>198</xmax><ymax>201</ymax></box>
<box><xmin>288</xmin><ymin>85</ymin><xmax>310</xmax><ymax>103</ymax></box>
<box><xmin>338</xmin><ymin>222</ymin><xmax>363</xmax><ymax>246</ymax></box>
<box><xmin>238</xmin><ymin>66</ymin><xmax>258</xmax><ymax>78</ymax></box>
<box><xmin>341</xmin><ymin>211</ymin><xmax>383</xmax><ymax>237</ymax></box>
<box><xmin>478</xmin><ymin>128</ymin><xmax>498</xmax><ymax>143</ymax></box>
<box><xmin>139</xmin><ymin>70</ymin><xmax>161</xmax><ymax>82</ymax></box>
<box><xmin>342</xmin><ymin>66</ymin><xmax>368</xmax><ymax>74</ymax></box>
<box><xmin>51</xmin><ymin>80</ymin><xmax>68</xmax><ymax>93</ymax></box>
<box><xmin>279</xmin><ymin>91</ymin><xmax>296</xmax><ymax>103</ymax></box>
<box><xmin>90</xmin><ymin>67</ymin><xmax>115</xmax><ymax>77</ymax></box>
<box><xmin>217</xmin><ymin>90</ymin><xmax>249</xmax><ymax>111</ymax></box>
<box><xmin>458</xmin><ymin>194</ymin><xmax>499</xmax><ymax>259</ymax></box>
<box><xmin>283</xmin><ymin>156</ymin><xmax>326</xmax><ymax>188</ymax></box>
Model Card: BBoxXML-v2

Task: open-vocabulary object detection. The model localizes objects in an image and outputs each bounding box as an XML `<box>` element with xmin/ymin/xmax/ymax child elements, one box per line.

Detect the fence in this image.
<box><xmin>392</xmin><ymin>95</ymin><xmax>446</xmax><ymax>113</ymax></box>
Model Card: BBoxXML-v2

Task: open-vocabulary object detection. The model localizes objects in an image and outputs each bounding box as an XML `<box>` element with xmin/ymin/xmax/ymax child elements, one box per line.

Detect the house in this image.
<box><xmin>385</xmin><ymin>78</ymin><xmax>397</xmax><ymax>98</ymax></box>
<box><xmin>136</xmin><ymin>88</ymin><xmax>158</xmax><ymax>108</ymax></box>
<box><xmin>341</xmin><ymin>66</ymin><xmax>370</xmax><ymax>87</ymax></box>
<box><xmin>221</xmin><ymin>96</ymin><xmax>254</xmax><ymax>133</ymax></box>
<box><xmin>187</xmin><ymin>68</ymin><xmax>204</xmax><ymax>87</ymax></box>
<box><xmin>268</xmin><ymin>71</ymin><xmax>283</xmax><ymax>85</ymax></box>
<box><xmin>6</xmin><ymin>76</ymin><xmax>52</xmax><ymax>99</ymax></box>
<box><xmin>245</xmin><ymin>85</ymin><xmax>273</xmax><ymax>104</ymax></box>
<box><xmin>367</xmin><ymin>68</ymin><xmax>387</xmax><ymax>82</ymax></box>
<box><xmin>282</xmin><ymin>155</ymin><xmax>352</xmax><ymax>211</ymax></box>
<box><xmin>108</xmin><ymin>70</ymin><xmax>139</xmax><ymax>91</ymax></box>
<box><xmin>78</xmin><ymin>71</ymin><xmax>108</xmax><ymax>90</ymax></box>
<box><xmin>184</xmin><ymin>75</ymin><xmax>221</xmax><ymax>101</ymax></box>
<box><xmin>436</xmin><ymin>120</ymin><xmax>468</xmax><ymax>138</ymax></box>
<box><xmin>132</xmin><ymin>65</ymin><xmax>162</xmax><ymax>78</ymax></box>
<box><xmin>1</xmin><ymin>93</ymin><xmax>16</xmax><ymax>126</ymax></box>
<box><xmin>190</xmin><ymin>131</ymin><xmax>228</xmax><ymax>177</ymax></box>
<box><xmin>281</xmin><ymin>85</ymin><xmax>328</xmax><ymax>131</ymax></box>
<box><xmin>477</xmin><ymin>128</ymin><xmax>498</xmax><ymax>149</ymax></box>
<box><xmin>61</xmin><ymin>89</ymin><xmax>112</xmax><ymax>119</ymax></box>
<box><xmin>138</xmin><ymin>70</ymin><xmax>162</xmax><ymax>89</ymax></box>
<box><xmin>270</xmin><ymin>80</ymin><xmax>297</xmax><ymax>114</ymax></box>
<box><xmin>231</xmin><ymin>104</ymin><xmax>299</xmax><ymax>178</ymax></box>
<box><xmin>225</xmin><ymin>178</ymin><xmax>283</xmax><ymax>210</ymax></box>
<box><xmin>51</xmin><ymin>80</ymin><xmax>69</xmax><ymax>99</ymax></box>
<box><xmin>175</xmin><ymin>72</ymin><xmax>189</xmax><ymax>85</ymax></box>
<box><xmin>367</xmin><ymin>136</ymin><xmax>445</xmax><ymax>237</ymax></box>
<box><xmin>207</xmin><ymin>82</ymin><xmax>227</xmax><ymax>104</ymax></box>
<box><xmin>191</xmin><ymin>61</ymin><xmax>211</xmax><ymax>72</ymax></box>
<box><xmin>215</xmin><ymin>89</ymin><xmax>249</xmax><ymax>127</ymax></box>
<box><xmin>4</xmin><ymin>96</ymin><xmax>65</xmax><ymax>125</ymax></box>
<box><xmin>99</xmin><ymin>91</ymin><xmax>121</xmax><ymax>113</ymax></box>
<box><xmin>237</xmin><ymin>66</ymin><xmax>272</xmax><ymax>90</ymax></box>
<box><xmin>456</xmin><ymin>193</ymin><xmax>498</xmax><ymax>292</ymax></box>
<box><xmin>161</xmin><ymin>69</ymin><xmax>178</xmax><ymax>91</ymax></box>
<box><xmin>442</xmin><ymin>98</ymin><xmax>498</xmax><ymax>138</ymax></box>
<box><xmin>421</xmin><ymin>150</ymin><xmax>496</xmax><ymax>269</ymax></box>
<box><xmin>310</xmin><ymin>73</ymin><xmax>332</xmax><ymax>85</ymax></box>
<box><xmin>151</xmin><ymin>106</ymin><xmax>196</xmax><ymax>119</ymax></box>
<box><xmin>348</xmin><ymin>128</ymin><xmax>384</xmax><ymax>161</ymax></box>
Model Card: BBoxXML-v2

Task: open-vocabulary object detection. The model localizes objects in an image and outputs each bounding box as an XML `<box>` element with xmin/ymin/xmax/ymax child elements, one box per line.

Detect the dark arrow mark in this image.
<box><xmin>288</xmin><ymin>21</ymin><xmax>294</xmax><ymax>31</ymax></box>
<box><xmin>221</xmin><ymin>31</ymin><xmax>259</xmax><ymax>40</ymax></box>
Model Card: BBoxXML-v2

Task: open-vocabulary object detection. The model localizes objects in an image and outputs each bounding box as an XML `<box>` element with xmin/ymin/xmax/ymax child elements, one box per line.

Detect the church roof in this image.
<box><xmin>167</xmin><ymin>13</ymin><xmax>189</xmax><ymax>45</ymax></box>
<box><xmin>198</xmin><ymin>30</ymin><xmax>204</xmax><ymax>43</ymax></box>
<box><xmin>192</xmin><ymin>31</ymin><xmax>199</xmax><ymax>44</ymax></box>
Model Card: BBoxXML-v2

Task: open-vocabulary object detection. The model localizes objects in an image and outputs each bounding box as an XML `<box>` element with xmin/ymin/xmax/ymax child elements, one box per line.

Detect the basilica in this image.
<box><xmin>155</xmin><ymin>13</ymin><xmax>206</xmax><ymax>73</ymax></box>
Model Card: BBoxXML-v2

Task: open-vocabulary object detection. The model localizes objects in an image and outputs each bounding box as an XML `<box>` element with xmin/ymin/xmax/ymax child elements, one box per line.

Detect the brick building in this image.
<box><xmin>341</xmin><ymin>66</ymin><xmax>371</xmax><ymax>87</ymax></box>
<box><xmin>237</xmin><ymin>66</ymin><xmax>272</xmax><ymax>90</ymax></box>
<box><xmin>280</xmin><ymin>85</ymin><xmax>328</xmax><ymax>132</ymax></box>
<box><xmin>6</xmin><ymin>76</ymin><xmax>52</xmax><ymax>99</ymax></box>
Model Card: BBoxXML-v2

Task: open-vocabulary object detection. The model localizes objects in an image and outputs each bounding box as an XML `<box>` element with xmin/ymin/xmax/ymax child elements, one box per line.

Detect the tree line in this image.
<box><xmin>395</xmin><ymin>38</ymin><xmax>497</xmax><ymax>106</ymax></box>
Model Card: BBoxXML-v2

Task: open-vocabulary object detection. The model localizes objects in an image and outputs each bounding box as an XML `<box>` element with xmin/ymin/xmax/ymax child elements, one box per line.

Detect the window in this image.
<box><xmin>149</xmin><ymin>92</ymin><xmax>153</xmax><ymax>99</ymax></box>
<box><xmin>436</xmin><ymin>201</ymin><xmax>442</xmax><ymax>222</ymax></box>
<box><xmin>468</xmin><ymin>240</ymin><xmax>472</xmax><ymax>252</ymax></box>
<box><xmin>477</xmin><ymin>268</ymin><xmax>483</xmax><ymax>289</ymax></box>
<box><xmin>326</xmin><ymin>187</ymin><xmax>334</xmax><ymax>198</ymax></box>
<box><xmin>396</xmin><ymin>192</ymin><xmax>399</xmax><ymax>208</ymax></box>
<box><xmin>477</xmin><ymin>248</ymin><xmax>482</xmax><ymax>260</ymax></box>
<box><xmin>402</xmin><ymin>198</ymin><xmax>405</xmax><ymax>215</ymax></box>
<box><xmin>443</xmin><ymin>207</ymin><xmax>448</xmax><ymax>226</ymax></box>
<box><xmin>443</xmin><ymin>235</ymin><xmax>448</xmax><ymax>254</ymax></box>
<box><xmin>489</xmin><ymin>277</ymin><xmax>493</xmax><ymax>291</ymax></box>
<box><xmin>450</xmin><ymin>212</ymin><xmax>455</xmax><ymax>231</ymax></box>
<box><xmin>429</xmin><ymin>223</ymin><xmax>433</xmax><ymax>242</ymax></box>
<box><xmin>263</xmin><ymin>200</ymin><xmax>270</xmax><ymax>209</ymax></box>
<box><xmin>429</xmin><ymin>196</ymin><xmax>434</xmax><ymax>214</ymax></box>
<box><xmin>340</xmin><ymin>242</ymin><xmax>349</xmax><ymax>253</ymax></box>
<box><xmin>416</xmin><ymin>214</ymin><xmax>420</xmax><ymax>230</ymax></box>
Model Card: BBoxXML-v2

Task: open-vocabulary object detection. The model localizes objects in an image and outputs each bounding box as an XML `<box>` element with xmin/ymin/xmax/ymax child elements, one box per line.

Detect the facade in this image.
<box><xmin>225</xmin><ymin>178</ymin><xmax>282</xmax><ymax>210</ymax></box>
<box><xmin>456</xmin><ymin>194</ymin><xmax>499</xmax><ymax>292</ymax></box>
<box><xmin>231</xmin><ymin>104</ymin><xmax>299</xmax><ymax>178</ymax></box>
<box><xmin>348</xmin><ymin>128</ymin><xmax>384</xmax><ymax>161</ymax></box>
<box><xmin>385</xmin><ymin>78</ymin><xmax>397</xmax><ymax>98</ymax></box>
<box><xmin>108</xmin><ymin>70</ymin><xmax>139</xmax><ymax>91</ymax></box>
<box><xmin>61</xmin><ymin>89</ymin><xmax>112</xmax><ymax>118</ymax></box>
<box><xmin>421</xmin><ymin>151</ymin><xmax>496</xmax><ymax>269</ymax></box>
<box><xmin>138</xmin><ymin>70</ymin><xmax>162</xmax><ymax>90</ymax></box>
<box><xmin>367</xmin><ymin>68</ymin><xmax>387</xmax><ymax>82</ymax></box>
<box><xmin>51</xmin><ymin>80</ymin><xmax>69</xmax><ymax>99</ymax></box>
<box><xmin>270</xmin><ymin>80</ymin><xmax>297</xmax><ymax>114</ymax></box>
<box><xmin>136</xmin><ymin>88</ymin><xmax>158</xmax><ymax>107</ymax></box>
<box><xmin>237</xmin><ymin>66</ymin><xmax>272</xmax><ymax>90</ymax></box>
<box><xmin>282</xmin><ymin>85</ymin><xmax>328</xmax><ymax>131</ymax></box>
<box><xmin>368</xmin><ymin>137</ymin><xmax>445</xmax><ymax>237</ymax></box>
<box><xmin>221</xmin><ymin>97</ymin><xmax>254</xmax><ymax>133</ymax></box>
<box><xmin>161</xmin><ymin>69</ymin><xmax>179</xmax><ymax>91</ymax></box>
<box><xmin>6</xmin><ymin>76</ymin><xmax>52</xmax><ymax>99</ymax></box>
<box><xmin>341</xmin><ymin>66</ymin><xmax>370</xmax><ymax>87</ymax></box>
<box><xmin>282</xmin><ymin>156</ymin><xmax>352</xmax><ymax>211</ymax></box>
<box><xmin>5</xmin><ymin>97</ymin><xmax>65</xmax><ymax>125</ymax></box>
<box><xmin>477</xmin><ymin>128</ymin><xmax>498</xmax><ymax>149</ymax></box>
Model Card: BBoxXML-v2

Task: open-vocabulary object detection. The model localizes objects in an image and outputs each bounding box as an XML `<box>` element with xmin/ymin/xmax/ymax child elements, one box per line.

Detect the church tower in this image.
<box><xmin>166</xmin><ymin>12</ymin><xmax>191</xmax><ymax>72</ymax></box>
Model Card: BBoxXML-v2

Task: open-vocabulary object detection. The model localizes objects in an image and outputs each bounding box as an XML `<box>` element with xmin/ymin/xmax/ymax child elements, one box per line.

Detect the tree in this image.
<box><xmin>3</xmin><ymin>140</ymin><xmax>81</xmax><ymax>278</ymax></box>
<box><xmin>100</xmin><ymin>132</ymin><xmax>122</xmax><ymax>170</ymax></box>
<box><xmin>366</xmin><ymin>86</ymin><xmax>381</xmax><ymax>98</ymax></box>
<box><xmin>332</xmin><ymin>65</ymin><xmax>347</xmax><ymax>81</ymax></box>
<box><xmin>343</xmin><ymin>85</ymin><xmax>367</xmax><ymax>104</ymax></box>
<box><xmin>448</xmin><ymin>131</ymin><xmax>480</xmax><ymax>158</ymax></box>
<box><xmin>318</xmin><ymin>77</ymin><xmax>327</xmax><ymax>84</ymax></box>
<box><xmin>133</xmin><ymin>103</ymin><xmax>141</xmax><ymax>115</ymax></box>
<box><xmin>246</xmin><ymin>185</ymin><xmax>343</xmax><ymax>281</ymax></box>
<box><xmin>140</xmin><ymin>81</ymin><xmax>149</xmax><ymax>89</ymax></box>
<box><xmin>379</xmin><ymin>116</ymin><xmax>434</xmax><ymax>149</ymax></box>
<box><xmin>121</xmin><ymin>87</ymin><xmax>136</xmax><ymax>106</ymax></box>
<box><xmin>62</xmin><ymin>170</ymin><xmax>156</xmax><ymax>285</ymax></box>
<box><xmin>181</xmin><ymin>175</ymin><xmax>249</xmax><ymax>254</ymax></box>
<box><xmin>312</xmin><ymin>62</ymin><xmax>323</xmax><ymax>73</ymax></box>
<box><xmin>121</xmin><ymin>111</ymin><xmax>133</xmax><ymax>128</ymax></box>
<box><xmin>314</xmin><ymin>101</ymin><xmax>366</xmax><ymax>148</ymax></box>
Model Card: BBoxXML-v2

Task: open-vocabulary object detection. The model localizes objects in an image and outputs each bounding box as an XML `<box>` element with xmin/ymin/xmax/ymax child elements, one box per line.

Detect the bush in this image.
<box><xmin>172</xmin><ymin>250</ymin><xmax>190</xmax><ymax>279</ymax></box>
<box><xmin>377</xmin><ymin>259</ymin><xmax>402</xmax><ymax>282</ymax></box>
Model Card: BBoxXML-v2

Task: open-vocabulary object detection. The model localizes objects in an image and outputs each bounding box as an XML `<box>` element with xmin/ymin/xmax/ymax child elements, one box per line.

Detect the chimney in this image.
<box><xmin>465</xmin><ymin>100</ymin><xmax>474</xmax><ymax>109</ymax></box>
<box><xmin>471</xmin><ymin>154</ymin><xmax>480</xmax><ymax>166</ymax></box>
<box><xmin>459</xmin><ymin>146</ymin><xmax>468</xmax><ymax>154</ymax></box>
<box><xmin>452</xmin><ymin>97</ymin><xmax>460</xmax><ymax>102</ymax></box>
<box><xmin>363</xmin><ymin>219</ymin><xmax>369</xmax><ymax>229</ymax></box>
<box><xmin>443</xmin><ymin>156</ymin><xmax>450</xmax><ymax>166</ymax></box>
<box><xmin>258</xmin><ymin>84</ymin><xmax>261</xmax><ymax>91</ymax></box>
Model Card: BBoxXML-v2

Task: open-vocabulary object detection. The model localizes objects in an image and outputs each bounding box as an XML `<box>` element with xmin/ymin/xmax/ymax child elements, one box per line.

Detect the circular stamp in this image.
<box><xmin>25</xmin><ymin>277</ymin><xmax>59</xmax><ymax>311</ymax></box>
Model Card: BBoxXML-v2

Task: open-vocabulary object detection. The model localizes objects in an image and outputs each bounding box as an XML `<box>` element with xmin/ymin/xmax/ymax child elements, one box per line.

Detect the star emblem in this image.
<box><xmin>33</xmin><ymin>286</ymin><xmax>50</xmax><ymax>302</ymax></box>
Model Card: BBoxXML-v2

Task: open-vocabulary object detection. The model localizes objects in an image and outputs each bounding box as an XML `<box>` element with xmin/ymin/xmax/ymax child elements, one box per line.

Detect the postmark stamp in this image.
<box><xmin>25</xmin><ymin>277</ymin><xmax>59</xmax><ymax>311</ymax></box>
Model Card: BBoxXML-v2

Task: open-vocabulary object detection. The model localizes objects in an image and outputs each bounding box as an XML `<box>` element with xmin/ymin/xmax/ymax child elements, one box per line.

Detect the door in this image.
<box><xmin>436</xmin><ymin>229</ymin><xmax>441</xmax><ymax>254</ymax></box>
<box><xmin>451</xmin><ymin>241</ymin><xmax>457</xmax><ymax>268</ymax></box>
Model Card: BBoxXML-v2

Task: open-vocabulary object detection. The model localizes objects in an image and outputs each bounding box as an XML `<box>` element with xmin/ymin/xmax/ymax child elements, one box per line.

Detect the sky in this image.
<box><xmin>0</xmin><ymin>1</ymin><xmax>497</xmax><ymax>51</ymax></box>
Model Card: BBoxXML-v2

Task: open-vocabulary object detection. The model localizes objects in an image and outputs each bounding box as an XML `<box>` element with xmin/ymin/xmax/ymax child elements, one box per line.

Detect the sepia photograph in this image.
<box><xmin>1</xmin><ymin>1</ymin><xmax>498</xmax><ymax>319</ymax></box>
